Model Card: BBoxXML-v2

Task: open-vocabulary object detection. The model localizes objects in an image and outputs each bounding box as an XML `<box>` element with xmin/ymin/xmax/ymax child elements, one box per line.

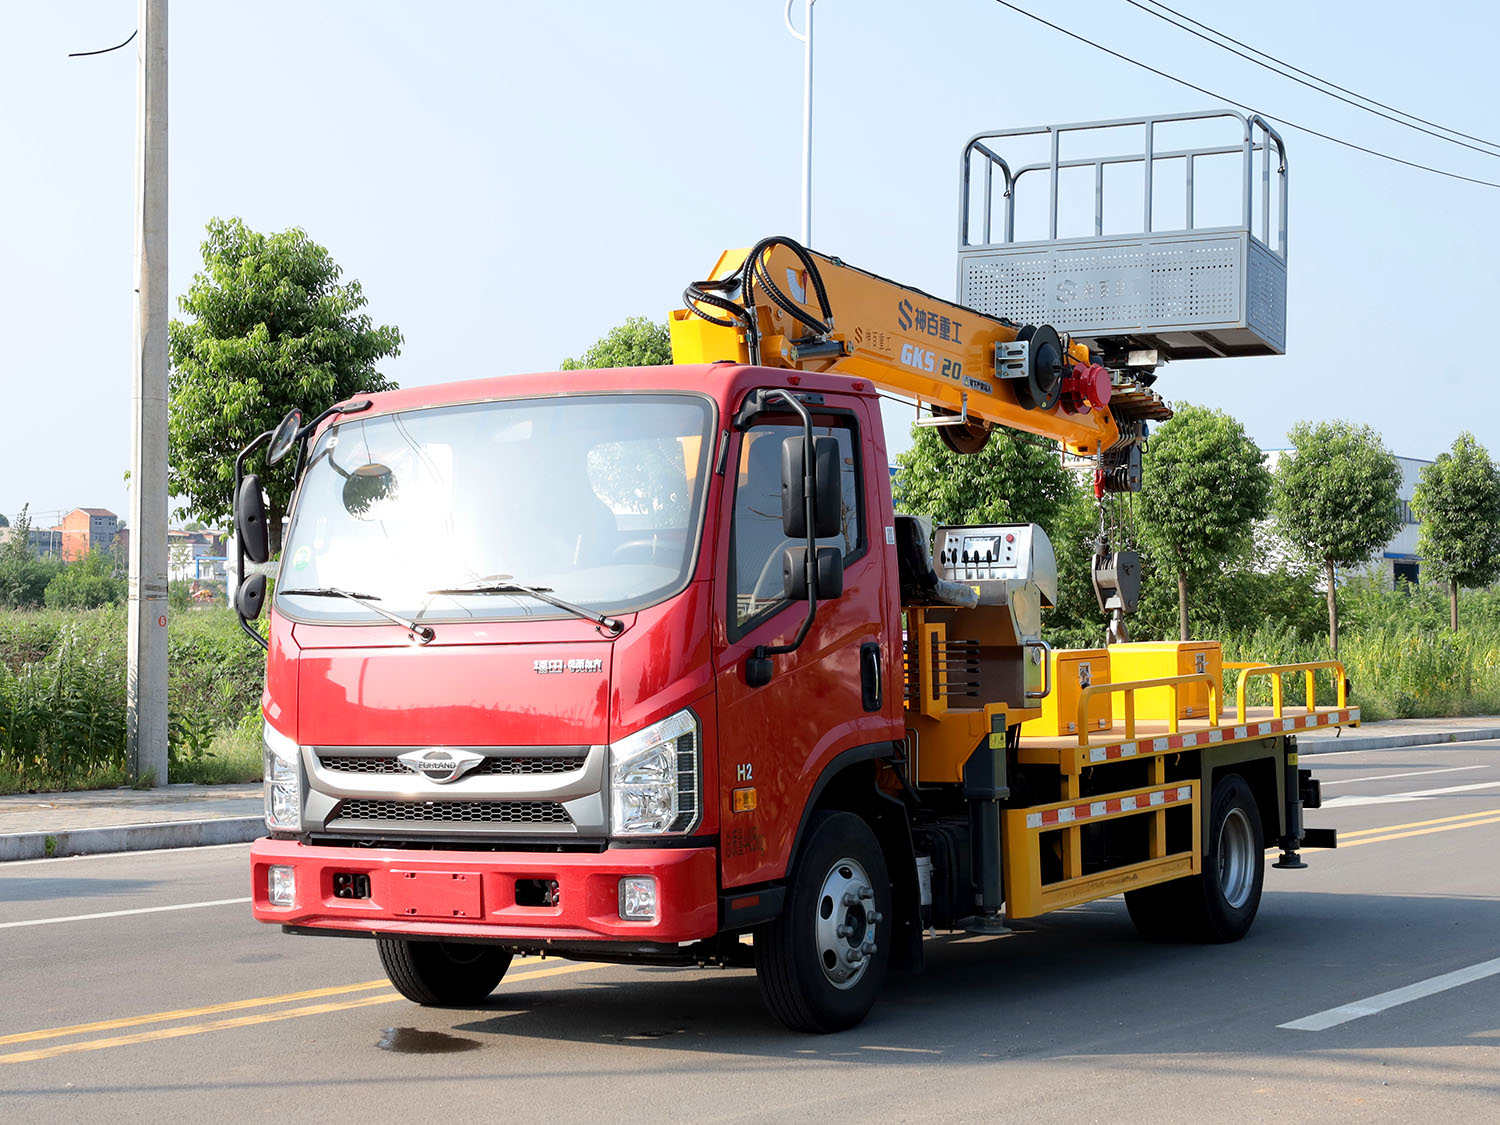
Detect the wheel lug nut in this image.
<box><xmin>836</xmin><ymin>924</ymin><xmax>852</xmax><ymax>938</ymax></box>
<box><xmin>858</xmin><ymin>886</ymin><xmax>874</xmax><ymax>901</ymax></box>
<box><xmin>869</xmin><ymin>911</ymin><xmax>884</xmax><ymax>923</ymax></box>
<box><xmin>842</xmin><ymin>891</ymin><xmax>860</xmax><ymax>906</ymax></box>
<box><xmin>845</xmin><ymin>949</ymin><xmax>863</xmax><ymax>964</ymax></box>
<box><xmin>861</xmin><ymin>941</ymin><xmax>876</xmax><ymax>955</ymax></box>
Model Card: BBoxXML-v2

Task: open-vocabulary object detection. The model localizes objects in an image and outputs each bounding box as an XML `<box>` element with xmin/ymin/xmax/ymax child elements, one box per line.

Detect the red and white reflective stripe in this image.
<box><xmin>1026</xmin><ymin>784</ymin><xmax>1194</xmax><ymax>830</ymax></box>
<box><xmin>1085</xmin><ymin>708</ymin><xmax>1359</xmax><ymax>764</ymax></box>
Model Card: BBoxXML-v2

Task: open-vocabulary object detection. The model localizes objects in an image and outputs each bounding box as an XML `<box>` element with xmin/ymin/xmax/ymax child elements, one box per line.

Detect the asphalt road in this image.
<box><xmin>2</xmin><ymin>740</ymin><xmax>1497</xmax><ymax>1123</ymax></box>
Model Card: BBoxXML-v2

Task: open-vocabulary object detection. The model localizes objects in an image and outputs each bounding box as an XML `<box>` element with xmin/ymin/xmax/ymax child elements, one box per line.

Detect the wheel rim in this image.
<box><xmin>1216</xmin><ymin>807</ymin><xmax>1255</xmax><ymax>908</ymax></box>
<box><xmin>813</xmin><ymin>856</ymin><xmax>879</xmax><ymax>991</ymax></box>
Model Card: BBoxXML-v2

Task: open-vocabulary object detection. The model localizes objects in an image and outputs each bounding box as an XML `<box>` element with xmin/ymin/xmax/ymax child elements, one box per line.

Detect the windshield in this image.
<box><xmin>276</xmin><ymin>393</ymin><xmax>715</xmax><ymax>624</ymax></box>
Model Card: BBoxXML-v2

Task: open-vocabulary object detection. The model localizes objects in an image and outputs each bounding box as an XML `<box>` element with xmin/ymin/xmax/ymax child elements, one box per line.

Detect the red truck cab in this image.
<box><xmin>249</xmin><ymin>362</ymin><xmax>908</xmax><ymax>1027</ymax></box>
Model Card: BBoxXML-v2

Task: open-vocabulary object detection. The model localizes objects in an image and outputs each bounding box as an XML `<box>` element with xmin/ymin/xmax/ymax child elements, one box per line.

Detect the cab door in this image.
<box><xmin>713</xmin><ymin>393</ymin><xmax>901</xmax><ymax>889</ymax></box>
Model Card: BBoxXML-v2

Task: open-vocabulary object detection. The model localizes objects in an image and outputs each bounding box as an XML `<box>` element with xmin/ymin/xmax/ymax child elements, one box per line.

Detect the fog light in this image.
<box><xmin>618</xmin><ymin>876</ymin><xmax>657</xmax><ymax>921</ymax></box>
<box><xmin>268</xmin><ymin>865</ymin><xmax>296</xmax><ymax>907</ymax></box>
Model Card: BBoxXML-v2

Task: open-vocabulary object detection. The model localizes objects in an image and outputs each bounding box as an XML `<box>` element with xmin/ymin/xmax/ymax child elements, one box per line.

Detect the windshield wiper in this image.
<box><xmin>428</xmin><ymin>576</ymin><xmax>624</xmax><ymax>637</ymax></box>
<box><xmin>279</xmin><ymin>586</ymin><xmax>435</xmax><ymax>643</ymax></box>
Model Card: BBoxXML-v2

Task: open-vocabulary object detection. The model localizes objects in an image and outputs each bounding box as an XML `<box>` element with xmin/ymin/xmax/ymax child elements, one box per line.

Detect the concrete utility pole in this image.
<box><xmin>127</xmin><ymin>0</ymin><xmax>169</xmax><ymax>787</ymax></box>
<box><xmin>784</xmin><ymin>0</ymin><xmax>818</xmax><ymax>246</ymax></box>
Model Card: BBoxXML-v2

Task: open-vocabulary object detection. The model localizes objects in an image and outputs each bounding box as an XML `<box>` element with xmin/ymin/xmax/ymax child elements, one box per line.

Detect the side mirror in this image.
<box><xmin>780</xmin><ymin>435</ymin><xmax>841</xmax><ymax>539</ymax></box>
<box><xmin>236</xmin><ymin>474</ymin><xmax>270</xmax><ymax>564</ymax></box>
<box><xmin>235</xmin><ymin>573</ymin><xmax>267</xmax><ymax>620</ymax></box>
<box><xmin>267</xmin><ymin>409</ymin><xmax>303</xmax><ymax>465</ymax></box>
<box><xmin>782</xmin><ymin>545</ymin><xmax>844</xmax><ymax>601</ymax></box>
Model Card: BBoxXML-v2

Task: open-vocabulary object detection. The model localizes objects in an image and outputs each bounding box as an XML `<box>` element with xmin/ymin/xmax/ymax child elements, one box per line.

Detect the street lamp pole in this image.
<box><xmin>783</xmin><ymin>0</ymin><xmax>818</xmax><ymax>247</ymax></box>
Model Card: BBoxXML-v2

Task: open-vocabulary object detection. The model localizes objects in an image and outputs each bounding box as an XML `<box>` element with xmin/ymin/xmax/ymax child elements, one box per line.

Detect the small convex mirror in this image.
<box><xmin>342</xmin><ymin>463</ymin><xmax>397</xmax><ymax>519</ymax></box>
<box><xmin>267</xmin><ymin>409</ymin><xmax>303</xmax><ymax>465</ymax></box>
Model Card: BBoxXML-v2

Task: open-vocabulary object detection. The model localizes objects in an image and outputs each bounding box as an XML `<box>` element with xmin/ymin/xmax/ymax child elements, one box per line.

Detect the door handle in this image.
<box><xmin>860</xmin><ymin>642</ymin><xmax>882</xmax><ymax>712</ymax></box>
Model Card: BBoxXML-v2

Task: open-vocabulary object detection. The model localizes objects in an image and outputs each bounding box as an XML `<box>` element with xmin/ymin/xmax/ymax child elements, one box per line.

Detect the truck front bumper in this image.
<box><xmin>250</xmin><ymin>837</ymin><xmax>719</xmax><ymax>944</ymax></box>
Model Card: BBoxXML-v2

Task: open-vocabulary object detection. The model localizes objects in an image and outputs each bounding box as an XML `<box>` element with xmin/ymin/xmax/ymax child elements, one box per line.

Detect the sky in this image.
<box><xmin>2</xmin><ymin>0</ymin><xmax>1497</xmax><ymax>528</ymax></box>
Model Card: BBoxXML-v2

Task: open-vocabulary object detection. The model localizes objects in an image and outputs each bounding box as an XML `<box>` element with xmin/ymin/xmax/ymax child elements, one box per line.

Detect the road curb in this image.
<box><xmin>1296</xmin><ymin>726</ymin><xmax>1500</xmax><ymax>755</ymax></box>
<box><xmin>0</xmin><ymin>817</ymin><xmax>265</xmax><ymax>862</ymax></box>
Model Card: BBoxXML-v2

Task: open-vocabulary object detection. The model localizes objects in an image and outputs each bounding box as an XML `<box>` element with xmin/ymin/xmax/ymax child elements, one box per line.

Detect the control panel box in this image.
<box><xmin>933</xmin><ymin>524</ymin><xmax>1057</xmax><ymax>613</ymax></box>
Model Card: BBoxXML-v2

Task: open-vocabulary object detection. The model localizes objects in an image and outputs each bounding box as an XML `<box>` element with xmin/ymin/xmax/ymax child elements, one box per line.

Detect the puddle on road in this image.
<box><xmin>377</xmin><ymin>1027</ymin><xmax>483</xmax><ymax>1054</ymax></box>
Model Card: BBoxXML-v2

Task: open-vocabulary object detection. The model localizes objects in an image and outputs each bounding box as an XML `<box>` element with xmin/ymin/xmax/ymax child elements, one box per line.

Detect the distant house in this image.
<box><xmin>0</xmin><ymin>525</ymin><xmax>62</xmax><ymax>557</ymax></box>
<box><xmin>168</xmin><ymin>529</ymin><xmax>227</xmax><ymax>583</ymax></box>
<box><xmin>55</xmin><ymin>508</ymin><xmax>120</xmax><ymax>562</ymax></box>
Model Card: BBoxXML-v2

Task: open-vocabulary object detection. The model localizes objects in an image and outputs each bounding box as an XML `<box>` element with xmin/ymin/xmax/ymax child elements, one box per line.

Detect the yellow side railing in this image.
<box><xmin>1072</xmin><ymin>673</ymin><xmax>1221</xmax><ymax>748</ymax></box>
<box><xmin>1230</xmin><ymin>660</ymin><xmax>1348</xmax><ymax>720</ymax></box>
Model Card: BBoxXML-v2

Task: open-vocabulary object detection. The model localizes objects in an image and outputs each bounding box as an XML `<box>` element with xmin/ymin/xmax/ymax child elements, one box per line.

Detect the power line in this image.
<box><xmin>989</xmin><ymin>1</ymin><xmax>1500</xmax><ymax>191</ymax></box>
<box><xmin>68</xmin><ymin>29</ymin><xmax>136</xmax><ymax>58</ymax></box>
<box><xmin>1123</xmin><ymin>0</ymin><xmax>1500</xmax><ymax>160</ymax></box>
<box><xmin>1136</xmin><ymin>1</ymin><xmax>1500</xmax><ymax>154</ymax></box>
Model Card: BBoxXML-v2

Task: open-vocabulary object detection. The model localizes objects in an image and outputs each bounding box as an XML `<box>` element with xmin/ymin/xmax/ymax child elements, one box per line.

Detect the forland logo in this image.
<box><xmin>397</xmin><ymin>748</ymin><xmax>485</xmax><ymax>784</ymax></box>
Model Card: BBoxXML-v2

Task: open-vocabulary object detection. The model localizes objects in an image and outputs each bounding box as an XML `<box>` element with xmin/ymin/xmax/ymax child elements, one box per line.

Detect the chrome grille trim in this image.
<box><xmin>333</xmin><ymin>799</ymin><xmax>570</xmax><ymax>825</ymax></box>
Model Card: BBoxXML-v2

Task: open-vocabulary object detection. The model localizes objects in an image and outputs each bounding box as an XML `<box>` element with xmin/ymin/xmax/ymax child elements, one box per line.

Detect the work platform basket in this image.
<box><xmin>956</xmin><ymin>110</ymin><xmax>1287</xmax><ymax>361</ymax></box>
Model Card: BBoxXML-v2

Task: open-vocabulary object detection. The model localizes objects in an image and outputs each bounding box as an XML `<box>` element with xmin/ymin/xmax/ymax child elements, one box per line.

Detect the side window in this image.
<box><xmin>730</xmin><ymin>417</ymin><xmax>862</xmax><ymax>632</ymax></box>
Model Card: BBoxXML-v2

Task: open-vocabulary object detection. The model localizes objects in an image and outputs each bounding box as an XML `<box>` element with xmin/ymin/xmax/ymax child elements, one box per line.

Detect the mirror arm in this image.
<box><xmin>756</xmin><ymin>389</ymin><xmax>818</xmax><ymax>661</ymax></box>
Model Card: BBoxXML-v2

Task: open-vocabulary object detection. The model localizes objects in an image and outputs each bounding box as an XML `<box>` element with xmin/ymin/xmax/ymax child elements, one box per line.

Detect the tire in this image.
<box><xmin>376</xmin><ymin>938</ymin><xmax>513</xmax><ymax>1006</ymax></box>
<box><xmin>1125</xmin><ymin>773</ymin><xmax>1264</xmax><ymax>943</ymax></box>
<box><xmin>754</xmin><ymin>810</ymin><xmax>892</xmax><ymax>1033</ymax></box>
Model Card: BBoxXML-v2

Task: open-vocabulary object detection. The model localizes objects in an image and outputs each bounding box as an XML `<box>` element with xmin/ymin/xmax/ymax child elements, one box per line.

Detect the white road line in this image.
<box><xmin>0</xmin><ymin>898</ymin><xmax>251</xmax><ymax>930</ymax></box>
<box><xmin>1322</xmin><ymin>780</ymin><xmax>1500</xmax><ymax>809</ymax></box>
<box><xmin>1279</xmin><ymin>957</ymin><xmax>1500</xmax><ymax>1031</ymax></box>
<box><xmin>0</xmin><ymin>841</ymin><xmax>252</xmax><ymax>869</ymax></box>
<box><xmin>1309</xmin><ymin>738</ymin><xmax>1500</xmax><ymax>759</ymax></box>
<box><xmin>1322</xmin><ymin>765</ymin><xmax>1487</xmax><ymax>787</ymax></box>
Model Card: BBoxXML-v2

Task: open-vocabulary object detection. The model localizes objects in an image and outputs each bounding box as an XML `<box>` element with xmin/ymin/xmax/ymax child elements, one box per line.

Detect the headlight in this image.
<box><xmin>263</xmin><ymin>721</ymin><xmax>303</xmax><ymax>832</ymax></box>
<box><xmin>609</xmin><ymin>708</ymin><xmax>700</xmax><ymax>836</ymax></box>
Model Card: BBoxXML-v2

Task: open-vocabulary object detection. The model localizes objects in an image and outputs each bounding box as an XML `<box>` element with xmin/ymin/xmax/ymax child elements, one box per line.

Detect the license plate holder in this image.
<box><xmin>388</xmin><ymin>870</ymin><xmax>483</xmax><ymax>920</ymax></box>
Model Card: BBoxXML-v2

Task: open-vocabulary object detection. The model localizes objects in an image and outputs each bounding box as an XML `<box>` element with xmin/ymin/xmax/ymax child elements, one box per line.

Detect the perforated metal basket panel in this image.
<box><xmin>959</xmin><ymin>230</ymin><xmax>1285</xmax><ymax>358</ymax></box>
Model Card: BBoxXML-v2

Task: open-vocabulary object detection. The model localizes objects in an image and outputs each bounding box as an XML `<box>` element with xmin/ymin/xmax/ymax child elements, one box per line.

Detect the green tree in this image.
<box><xmin>0</xmin><ymin>505</ymin><xmax>63</xmax><ymax>608</ymax></box>
<box><xmin>893</xmin><ymin>426</ymin><xmax>1074</xmax><ymax>531</ymax></box>
<box><xmin>1136</xmin><ymin>404</ymin><xmax>1271</xmax><ymax>640</ymax></box>
<box><xmin>1273</xmin><ymin>420</ymin><xmax>1402</xmax><ymax>653</ymax></box>
<box><xmin>560</xmin><ymin>317</ymin><xmax>672</xmax><ymax>369</ymax></box>
<box><xmin>1411</xmin><ymin>432</ymin><xmax>1500</xmax><ymax>631</ymax></box>
<box><xmin>0</xmin><ymin>513</ymin><xmax>9</xmax><ymax>527</ymax></box>
<box><xmin>44</xmin><ymin>549</ymin><xmax>125</xmax><ymax>609</ymax></box>
<box><xmin>168</xmin><ymin>217</ymin><xmax>403</xmax><ymax>554</ymax></box>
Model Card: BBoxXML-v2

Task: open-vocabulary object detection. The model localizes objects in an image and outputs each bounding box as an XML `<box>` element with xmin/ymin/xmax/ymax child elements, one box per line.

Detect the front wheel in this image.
<box><xmin>754</xmin><ymin>810</ymin><xmax>892</xmax><ymax>1033</ymax></box>
<box><xmin>376</xmin><ymin>938</ymin><xmax>513</xmax><ymax>1006</ymax></box>
<box><xmin>1125</xmin><ymin>773</ymin><xmax>1264</xmax><ymax>943</ymax></box>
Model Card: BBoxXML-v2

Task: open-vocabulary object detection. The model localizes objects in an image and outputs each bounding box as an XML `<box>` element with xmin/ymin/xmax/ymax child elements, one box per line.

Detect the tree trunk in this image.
<box><xmin>1177</xmin><ymin>568</ymin><xmax>1190</xmax><ymax>642</ymax></box>
<box><xmin>1450</xmin><ymin>578</ymin><xmax>1460</xmax><ymax>632</ymax></box>
<box><xmin>1325</xmin><ymin>559</ymin><xmax>1338</xmax><ymax>655</ymax></box>
<box><xmin>269</xmin><ymin>503</ymin><xmax>285</xmax><ymax>558</ymax></box>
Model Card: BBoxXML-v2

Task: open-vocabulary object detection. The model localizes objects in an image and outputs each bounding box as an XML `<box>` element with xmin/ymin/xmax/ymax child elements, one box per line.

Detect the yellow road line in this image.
<box><xmin>1337</xmin><ymin>808</ymin><xmax>1500</xmax><ymax>839</ymax></box>
<box><xmin>0</xmin><ymin>979</ymin><xmax>391</xmax><ymax>1047</ymax></box>
<box><xmin>0</xmin><ymin>994</ymin><xmax>404</xmax><ymax>1065</ymax></box>
<box><xmin>1338</xmin><ymin>814</ymin><xmax>1500</xmax><ymax>849</ymax></box>
<box><xmin>0</xmin><ymin>960</ymin><xmax>595</xmax><ymax>1065</ymax></box>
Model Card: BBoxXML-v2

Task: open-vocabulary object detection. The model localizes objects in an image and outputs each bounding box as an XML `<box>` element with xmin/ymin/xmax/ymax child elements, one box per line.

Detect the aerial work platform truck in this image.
<box><xmin>237</xmin><ymin>111</ymin><xmax>1345</xmax><ymax>1031</ymax></box>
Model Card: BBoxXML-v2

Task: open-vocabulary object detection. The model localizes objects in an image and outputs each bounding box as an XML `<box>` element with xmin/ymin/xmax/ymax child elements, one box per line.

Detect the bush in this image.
<box><xmin>43</xmin><ymin>550</ymin><xmax>125</xmax><ymax>609</ymax></box>
<box><xmin>0</xmin><ymin>605</ymin><xmax>266</xmax><ymax>792</ymax></box>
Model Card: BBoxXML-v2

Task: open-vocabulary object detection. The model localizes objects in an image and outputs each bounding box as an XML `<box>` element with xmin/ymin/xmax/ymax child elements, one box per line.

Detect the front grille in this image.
<box><xmin>317</xmin><ymin>754</ymin><xmax>585</xmax><ymax>776</ymax></box>
<box><xmin>335</xmin><ymin>799</ymin><xmax>571</xmax><ymax>825</ymax></box>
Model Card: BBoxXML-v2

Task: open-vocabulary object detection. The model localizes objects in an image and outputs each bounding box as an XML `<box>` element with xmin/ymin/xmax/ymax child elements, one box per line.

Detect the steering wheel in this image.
<box><xmin>612</xmin><ymin>537</ymin><xmax>658</xmax><ymax>564</ymax></box>
<box><xmin>750</xmin><ymin>538</ymin><xmax>799</xmax><ymax>602</ymax></box>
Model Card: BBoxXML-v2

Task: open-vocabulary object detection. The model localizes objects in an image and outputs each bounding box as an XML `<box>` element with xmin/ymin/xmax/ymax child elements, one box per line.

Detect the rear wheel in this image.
<box><xmin>376</xmin><ymin>938</ymin><xmax>513</xmax><ymax>1006</ymax></box>
<box><xmin>1125</xmin><ymin>773</ymin><xmax>1264</xmax><ymax>943</ymax></box>
<box><xmin>755</xmin><ymin>810</ymin><xmax>892</xmax><ymax>1033</ymax></box>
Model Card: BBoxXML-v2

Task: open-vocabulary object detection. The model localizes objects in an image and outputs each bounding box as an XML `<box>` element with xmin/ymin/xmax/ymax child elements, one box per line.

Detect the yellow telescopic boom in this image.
<box><xmin>671</xmin><ymin>238</ymin><xmax>1142</xmax><ymax>458</ymax></box>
